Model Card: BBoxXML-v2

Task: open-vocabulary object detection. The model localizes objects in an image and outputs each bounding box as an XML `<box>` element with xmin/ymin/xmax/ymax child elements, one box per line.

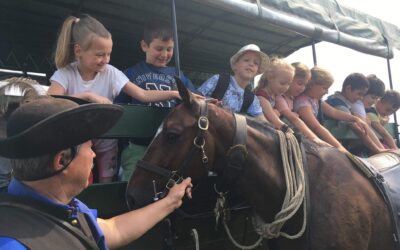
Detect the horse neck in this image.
<box><xmin>244</xmin><ymin>120</ymin><xmax>288</xmax><ymax>221</ymax></box>
<box><xmin>207</xmin><ymin>107</ymin><xmax>287</xmax><ymax>221</ymax></box>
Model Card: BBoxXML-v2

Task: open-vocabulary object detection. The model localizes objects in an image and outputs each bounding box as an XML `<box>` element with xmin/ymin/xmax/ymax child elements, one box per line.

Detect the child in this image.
<box><xmin>275</xmin><ymin>62</ymin><xmax>331</xmax><ymax>146</ymax></box>
<box><xmin>48</xmin><ymin>15</ymin><xmax>181</xmax><ymax>183</ymax></box>
<box><xmin>114</xmin><ymin>18</ymin><xmax>197</xmax><ymax>107</ymax></box>
<box><xmin>351</xmin><ymin>75</ymin><xmax>386</xmax><ymax>150</ymax></box>
<box><xmin>325</xmin><ymin>73</ymin><xmax>386</xmax><ymax>154</ymax></box>
<box><xmin>366</xmin><ymin>90</ymin><xmax>400</xmax><ymax>149</ymax></box>
<box><xmin>352</xmin><ymin>74</ymin><xmax>385</xmax><ymax>120</ymax></box>
<box><xmin>197</xmin><ymin>44</ymin><xmax>269</xmax><ymax>121</ymax></box>
<box><xmin>294</xmin><ymin>67</ymin><xmax>368</xmax><ymax>153</ymax></box>
<box><xmin>113</xmin><ymin>19</ymin><xmax>197</xmax><ymax>181</ymax></box>
<box><xmin>254</xmin><ymin>57</ymin><xmax>295</xmax><ymax>130</ymax></box>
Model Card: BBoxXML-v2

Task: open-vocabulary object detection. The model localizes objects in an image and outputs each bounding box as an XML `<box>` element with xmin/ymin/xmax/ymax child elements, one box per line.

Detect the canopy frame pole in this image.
<box><xmin>312</xmin><ymin>40</ymin><xmax>318</xmax><ymax>66</ymax></box>
<box><xmin>171</xmin><ymin>0</ymin><xmax>181</xmax><ymax>78</ymax></box>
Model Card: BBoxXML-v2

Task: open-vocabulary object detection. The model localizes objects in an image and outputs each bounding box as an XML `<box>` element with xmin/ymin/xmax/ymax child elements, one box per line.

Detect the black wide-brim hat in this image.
<box><xmin>0</xmin><ymin>97</ymin><xmax>124</xmax><ymax>159</ymax></box>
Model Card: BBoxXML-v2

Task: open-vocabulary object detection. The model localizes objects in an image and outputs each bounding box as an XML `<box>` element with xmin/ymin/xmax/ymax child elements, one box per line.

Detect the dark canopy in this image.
<box><xmin>0</xmin><ymin>0</ymin><xmax>399</xmax><ymax>82</ymax></box>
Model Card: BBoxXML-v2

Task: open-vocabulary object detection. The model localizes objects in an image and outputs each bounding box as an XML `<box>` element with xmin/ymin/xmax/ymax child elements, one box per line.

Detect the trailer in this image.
<box><xmin>1</xmin><ymin>0</ymin><xmax>400</xmax><ymax>249</ymax></box>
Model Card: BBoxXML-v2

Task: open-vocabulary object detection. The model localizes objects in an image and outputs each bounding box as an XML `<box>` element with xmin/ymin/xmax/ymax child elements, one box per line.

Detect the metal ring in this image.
<box><xmin>198</xmin><ymin>116</ymin><xmax>209</xmax><ymax>130</ymax></box>
<box><xmin>193</xmin><ymin>136</ymin><xmax>205</xmax><ymax>148</ymax></box>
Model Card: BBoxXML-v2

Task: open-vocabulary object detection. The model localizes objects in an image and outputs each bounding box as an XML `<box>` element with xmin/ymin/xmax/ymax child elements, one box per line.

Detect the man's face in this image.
<box><xmin>141</xmin><ymin>38</ymin><xmax>174</xmax><ymax>67</ymax></box>
<box><xmin>64</xmin><ymin>141</ymin><xmax>95</xmax><ymax>194</ymax></box>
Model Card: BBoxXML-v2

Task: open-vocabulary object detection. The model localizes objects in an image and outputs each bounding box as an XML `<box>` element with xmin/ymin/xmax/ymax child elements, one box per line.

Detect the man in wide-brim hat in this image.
<box><xmin>0</xmin><ymin>97</ymin><xmax>192</xmax><ymax>250</ymax></box>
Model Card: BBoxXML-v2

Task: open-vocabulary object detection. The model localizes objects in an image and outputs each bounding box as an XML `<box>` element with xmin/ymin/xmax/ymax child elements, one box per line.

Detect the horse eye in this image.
<box><xmin>165</xmin><ymin>131</ymin><xmax>180</xmax><ymax>142</ymax></box>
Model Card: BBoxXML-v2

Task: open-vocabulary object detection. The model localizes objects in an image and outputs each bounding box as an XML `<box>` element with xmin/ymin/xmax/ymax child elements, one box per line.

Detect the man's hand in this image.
<box><xmin>165</xmin><ymin>177</ymin><xmax>193</xmax><ymax>209</ymax></box>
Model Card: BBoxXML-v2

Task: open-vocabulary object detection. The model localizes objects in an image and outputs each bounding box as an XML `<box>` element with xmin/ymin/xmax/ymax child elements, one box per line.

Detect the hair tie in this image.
<box><xmin>75</xmin><ymin>18</ymin><xmax>80</xmax><ymax>23</ymax></box>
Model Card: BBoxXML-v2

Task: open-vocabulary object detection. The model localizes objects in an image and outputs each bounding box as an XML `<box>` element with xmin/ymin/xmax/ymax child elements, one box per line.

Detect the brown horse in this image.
<box><xmin>126</xmin><ymin>79</ymin><xmax>396</xmax><ymax>250</ymax></box>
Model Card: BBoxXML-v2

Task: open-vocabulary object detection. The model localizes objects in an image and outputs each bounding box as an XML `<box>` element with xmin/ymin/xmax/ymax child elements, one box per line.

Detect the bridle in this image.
<box><xmin>136</xmin><ymin>100</ymin><xmax>211</xmax><ymax>201</ymax></box>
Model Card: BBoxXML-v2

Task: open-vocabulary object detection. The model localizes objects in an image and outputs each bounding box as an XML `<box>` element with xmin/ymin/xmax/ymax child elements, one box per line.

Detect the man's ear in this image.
<box><xmin>140</xmin><ymin>40</ymin><xmax>149</xmax><ymax>53</ymax></box>
<box><xmin>53</xmin><ymin>151</ymin><xmax>66</xmax><ymax>171</ymax></box>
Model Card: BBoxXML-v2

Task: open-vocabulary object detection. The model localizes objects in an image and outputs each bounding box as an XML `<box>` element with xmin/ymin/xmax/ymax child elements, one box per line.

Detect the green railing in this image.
<box><xmin>324</xmin><ymin>119</ymin><xmax>399</xmax><ymax>142</ymax></box>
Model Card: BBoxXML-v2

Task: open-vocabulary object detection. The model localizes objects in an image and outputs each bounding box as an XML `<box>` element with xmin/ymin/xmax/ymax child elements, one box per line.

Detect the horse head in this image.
<box><xmin>126</xmin><ymin>77</ymin><xmax>227</xmax><ymax>208</ymax></box>
<box><xmin>126</xmin><ymin>77</ymin><xmax>285</xmax><ymax>221</ymax></box>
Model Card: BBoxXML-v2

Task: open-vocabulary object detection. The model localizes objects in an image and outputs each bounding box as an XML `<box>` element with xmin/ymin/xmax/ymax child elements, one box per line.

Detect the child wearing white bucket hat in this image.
<box><xmin>197</xmin><ymin>44</ymin><xmax>269</xmax><ymax>120</ymax></box>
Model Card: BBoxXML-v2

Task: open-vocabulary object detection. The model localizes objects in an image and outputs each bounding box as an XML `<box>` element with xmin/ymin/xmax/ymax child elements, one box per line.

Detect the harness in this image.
<box><xmin>211</xmin><ymin>73</ymin><xmax>255</xmax><ymax>114</ymax></box>
<box><xmin>136</xmin><ymin>100</ymin><xmax>310</xmax><ymax>249</ymax></box>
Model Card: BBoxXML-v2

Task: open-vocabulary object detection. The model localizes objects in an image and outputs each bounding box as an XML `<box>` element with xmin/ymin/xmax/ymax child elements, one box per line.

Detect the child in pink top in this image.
<box><xmin>293</xmin><ymin>67</ymin><xmax>369</xmax><ymax>153</ymax></box>
<box><xmin>275</xmin><ymin>62</ymin><xmax>331</xmax><ymax>146</ymax></box>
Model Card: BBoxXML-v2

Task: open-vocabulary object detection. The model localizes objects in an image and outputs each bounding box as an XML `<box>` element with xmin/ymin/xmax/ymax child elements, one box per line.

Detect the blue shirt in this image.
<box><xmin>197</xmin><ymin>74</ymin><xmax>263</xmax><ymax>117</ymax></box>
<box><xmin>326</xmin><ymin>91</ymin><xmax>353</xmax><ymax>113</ymax></box>
<box><xmin>114</xmin><ymin>61</ymin><xmax>196</xmax><ymax>107</ymax></box>
<box><xmin>0</xmin><ymin>178</ymin><xmax>107</xmax><ymax>250</ymax></box>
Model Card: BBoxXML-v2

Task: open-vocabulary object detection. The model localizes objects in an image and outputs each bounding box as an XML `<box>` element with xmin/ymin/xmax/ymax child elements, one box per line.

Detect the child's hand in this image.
<box><xmin>337</xmin><ymin>145</ymin><xmax>350</xmax><ymax>154</ymax></box>
<box><xmin>192</xmin><ymin>93</ymin><xmax>205</xmax><ymax>101</ymax></box>
<box><xmin>311</xmin><ymin>137</ymin><xmax>333</xmax><ymax>148</ymax></box>
<box><xmin>353</xmin><ymin>117</ymin><xmax>368</xmax><ymax>134</ymax></box>
<box><xmin>87</xmin><ymin>93</ymin><xmax>112</xmax><ymax>104</ymax></box>
<box><xmin>205</xmin><ymin>97</ymin><xmax>223</xmax><ymax>106</ymax></box>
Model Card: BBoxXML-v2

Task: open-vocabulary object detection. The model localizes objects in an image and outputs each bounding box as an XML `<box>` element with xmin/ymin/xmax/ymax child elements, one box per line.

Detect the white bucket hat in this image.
<box><xmin>230</xmin><ymin>44</ymin><xmax>270</xmax><ymax>74</ymax></box>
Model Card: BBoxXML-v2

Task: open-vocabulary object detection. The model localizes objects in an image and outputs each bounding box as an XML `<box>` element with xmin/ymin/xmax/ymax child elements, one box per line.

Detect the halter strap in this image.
<box><xmin>136</xmin><ymin>100</ymin><xmax>209</xmax><ymax>200</ymax></box>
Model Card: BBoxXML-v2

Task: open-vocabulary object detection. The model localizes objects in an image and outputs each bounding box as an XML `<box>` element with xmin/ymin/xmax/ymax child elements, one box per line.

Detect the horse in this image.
<box><xmin>126</xmin><ymin>78</ymin><xmax>397</xmax><ymax>250</ymax></box>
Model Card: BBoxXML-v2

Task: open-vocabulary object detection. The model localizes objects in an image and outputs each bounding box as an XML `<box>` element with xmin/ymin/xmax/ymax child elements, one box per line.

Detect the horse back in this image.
<box><xmin>304</xmin><ymin>146</ymin><xmax>397</xmax><ymax>249</ymax></box>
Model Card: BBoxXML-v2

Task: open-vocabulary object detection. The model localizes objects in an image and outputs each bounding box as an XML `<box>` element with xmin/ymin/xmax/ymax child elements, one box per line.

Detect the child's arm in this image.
<box><xmin>258</xmin><ymin>96</ymin><xmax>286</xmax><ymax>129</ymax></box>
<box><xmin>48</xmin><ymin>81</ymin><xmax>112</xmax><ymax>104</ymax></box>
<box><xmin>321</xmin><ymin>101</ymin><xmax>368</xmax><ymax>134</ymax></box>
<box><xmin>122</xmin><ymin>81</ymin><xmax>180</xmax><ymax>103</ymax></box>
<box><xmin>280</xmin><ymin>109</ymin><xmax>332</xmax><ymax>147</ymax></box>
<box><xmin>297</xmin><ymin>106</ymin><xmax>347</xmax><ymax>153</ymax></box>
<box><xmin>370</xmin><ymin>121</ymin><xmax>398</xmax><ymax>149</ymax></box>
<box><xmin>322</xmin><ymin>101</ymin><xmax>386</xmax><ymax>153</ymax></box>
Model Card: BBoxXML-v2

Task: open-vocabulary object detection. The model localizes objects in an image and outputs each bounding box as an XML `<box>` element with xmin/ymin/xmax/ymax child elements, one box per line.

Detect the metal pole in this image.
<box><xmin>171</xmin><ymin>0</ymin><xmax>181</xmax><ymax>78</ymax></box>
<box><xmin>386</xmin><ymin>57</ymin><xmax>399</xmax><ymax>141</ymax></box>
<box><xmin>311</xmin><ymin>40</ymin><xmax>317</xmax><ymax>66</ymax></box>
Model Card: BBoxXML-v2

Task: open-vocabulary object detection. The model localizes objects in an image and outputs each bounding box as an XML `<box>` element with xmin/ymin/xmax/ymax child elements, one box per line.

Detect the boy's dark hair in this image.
<box><xmin>342</xmin><ymin>73</ymin><xmax>369</xmax><ymax>91</ymax></box>
<box><xmin>381</xmin><ymin>90</ymin><xmax>400</xmax><ymax>110</ymax></box>
<box><xmin>366</xmin><ymin>74</ymin><xmax>385</xmax><ymax>97</ymax></box>
<box><xmin>143</xmin><ymin>19</ymin><xmax>173</xmax><ymax>44</ymax></box>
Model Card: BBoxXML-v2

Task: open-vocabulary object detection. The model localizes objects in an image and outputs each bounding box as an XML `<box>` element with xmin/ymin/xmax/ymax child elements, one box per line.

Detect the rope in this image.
<box><xmin>214</xmin><ymin>188</ymin><xmax>264</xmax><ymax>249</ymax></box>
<box><xmin>252</xmin><ymin>130</ymin><xmax>307</xmax><ymax>239</ymax></box>
<box><xmin>215</xmin><ymin>130</ymin><xmax>306</xmax><ymax>249</ymax></box>
<box><xmin>223</xmin><ymin>220</ymin><xmax>263</xmax><ymax>249</ymax></box>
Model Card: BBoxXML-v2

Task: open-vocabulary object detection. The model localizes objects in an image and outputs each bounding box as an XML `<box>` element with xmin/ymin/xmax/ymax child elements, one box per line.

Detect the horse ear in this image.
<box><xmin>175</xmin><ymin>76</ymin><xmax>194</xmax><ymax>107</ymax></box>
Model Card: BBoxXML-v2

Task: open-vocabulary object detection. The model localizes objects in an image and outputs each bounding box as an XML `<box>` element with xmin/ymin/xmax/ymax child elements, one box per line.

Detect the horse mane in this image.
<box><xmin>245</xmin><ymin>115</ymin><xmax>276</xmax><ymax>135</ymax></box>
<box><xmin>0</xmin><ymin>77</ymin><xmax>47</xmax><ymax>119</ymax></box>
<box><xmin>245</xmin><ymin>115</ymin><xmax>324</xmax><ymax>158</ymax></box>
